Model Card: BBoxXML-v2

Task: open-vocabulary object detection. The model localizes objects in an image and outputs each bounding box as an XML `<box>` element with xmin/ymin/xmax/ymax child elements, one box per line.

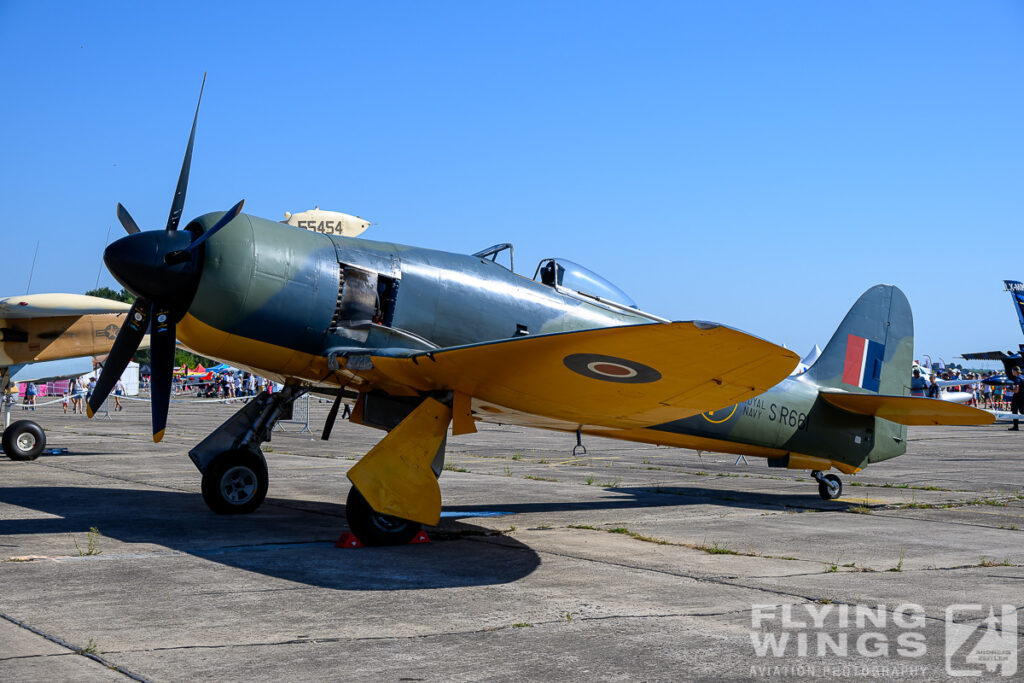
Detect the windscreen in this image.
<box><xmin>535</xmin><ymin>258</ymin><xmax>637</xmax><ymax>308</ymax></box>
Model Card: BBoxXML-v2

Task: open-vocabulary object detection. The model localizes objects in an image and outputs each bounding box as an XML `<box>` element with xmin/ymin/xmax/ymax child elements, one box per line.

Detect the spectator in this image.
<box><xmin>68</xmin><ymin>377</ymin><xmax>83</xmax><ymax>414</ymax></box>
<box><xmin>1008</xmin><ymin>367</ymin><xmax>1024</xmax><ymax>431</ymax></box>
<box><xmin>23</xmin><ymin>382</ymin><xmax>37</xmax><ymax>410</ymax></box>
<box><xmin>114</xmin><ymin>379</ymin><xmax>125</xmax><ymax>411</ymax></box>
<box><xmin>910</xmin><ymin>369</ymin><xmax>927</xmax><ymax>397</ymax></box>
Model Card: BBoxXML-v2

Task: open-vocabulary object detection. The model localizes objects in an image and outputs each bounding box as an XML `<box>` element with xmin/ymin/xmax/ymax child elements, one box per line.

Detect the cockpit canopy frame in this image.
<box><xmin>472</xmin><ymin>243</ymin><xmax>514</xmax><ymax>273</ymax></box>
<box><xmin>532</xmin><ymin>258</ymin><xmax>639</xmax><ymax>309</ymax></box>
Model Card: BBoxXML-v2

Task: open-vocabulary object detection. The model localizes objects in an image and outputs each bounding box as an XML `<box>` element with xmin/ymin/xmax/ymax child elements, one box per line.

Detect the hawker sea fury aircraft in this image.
<box><xmin>1</xmin><ymin>293</ymin><xmax>131</xmax><ymax>459</ymax></box>
<box><xmin>88</xmin><ymin>80</ymin><xmax>993</xmax><ymax>545</ymax></box>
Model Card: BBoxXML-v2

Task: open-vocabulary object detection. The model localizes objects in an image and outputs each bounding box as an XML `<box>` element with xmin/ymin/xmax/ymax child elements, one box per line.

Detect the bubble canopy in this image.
<box><xmin>533</xmin><ymin>258</ymin><xmax>638</xmax><ymax>309</ymax></box>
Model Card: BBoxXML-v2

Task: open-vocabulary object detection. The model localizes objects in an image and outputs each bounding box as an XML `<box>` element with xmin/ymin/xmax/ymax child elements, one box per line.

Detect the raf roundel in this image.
<box><xmin>562</xmin><ymin>353</ymin><xmax>662</xmax><ymax>384</ymax></box>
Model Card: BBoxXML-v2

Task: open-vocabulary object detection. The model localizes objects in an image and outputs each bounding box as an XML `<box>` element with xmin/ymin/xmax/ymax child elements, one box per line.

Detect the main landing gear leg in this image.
<box><xmin>812</xmin><ymin>470</ymin><xmax>843</xmax><ymax>500</ymax></box>
<box><xmin>189</xmin><ymin>384</ymin><xmax>307</xmax><ymax>514</ymax></box>
<box><xmin>346</xmin><ymin>395</ymin><xmax>452</xmax><ymax>545</ymax></box>
<box><xmin>1</xmin><ymin>373</ymin><xmax>12</xmax><ymax>430</ymax></box>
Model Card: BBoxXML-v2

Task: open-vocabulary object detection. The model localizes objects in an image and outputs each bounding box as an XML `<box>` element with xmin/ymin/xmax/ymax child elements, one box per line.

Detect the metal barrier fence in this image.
<box><xmin>13</xmin><ymin>380</ymin><xmax>70</xmax><ymax>398</ymax></box>
<box><xmin>274</xmin><ymin>393</ymin><xmax>311</xmax><ymax>433</ymax></box>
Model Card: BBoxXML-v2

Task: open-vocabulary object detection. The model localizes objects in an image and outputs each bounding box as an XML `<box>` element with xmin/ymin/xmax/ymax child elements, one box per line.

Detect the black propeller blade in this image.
<box><xmin>87</xmin><ymin>299</ymin><xmax>150</xmax><ymax>417</ymax></box>
<box><xmin>116</xmin><ymin>203</ymin><xmax>141</xmax><ymax>235</ymax></box>
<box><xmin>149</xmin><ymin>306</ymin><xmax>176</xmax><ymax>442</ymax></box>
<box><xmin>165</xmin><ymin>199</ymin><xmax>244</xmax><ymax>264</ymax></box>
<box><xmin>166</xmin><ymin>72</ymin><xmax>205</xmax><ymax>233</ymax></box>
<box><xmin>184</xmin><ymin>199</ymin><xmax>244</xmax><ymax>251</ymax></box>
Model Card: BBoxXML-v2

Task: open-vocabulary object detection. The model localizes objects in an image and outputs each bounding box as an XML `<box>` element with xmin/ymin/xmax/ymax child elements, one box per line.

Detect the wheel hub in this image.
<box><xmin>371</xmin><ymin>511</ymin><xmax>409</xmax><ymax>533</ymax></box>
<box><xmin>220</xmin><ymin>465</ymin><xmax>257</xmax><ymax>504</ymax></box>
<box><xmin>16</xmin><ymin>432</ymin><xmax>36</xmax><ymax>452</ymax></box>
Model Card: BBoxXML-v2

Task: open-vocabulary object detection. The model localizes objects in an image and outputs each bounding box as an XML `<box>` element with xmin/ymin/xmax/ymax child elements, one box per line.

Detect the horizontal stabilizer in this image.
<box><xmin>820</xmin><ymin>391</ymin><xmax>995</xmax><ymax>426</ymax></box>
<box><xmin>961</xmin><ymin>350</ymin><xmax>1011</xmax><ymax>361</ymax></box>
<box><xmin>9</xmin><ymin>357</ymin><xmax>94</xmax><ymax>383</ymax></box>
<box><xmin>353</xmin><ymin>321</ymin><xmax>800</xmax><ymax>429</ymax></box>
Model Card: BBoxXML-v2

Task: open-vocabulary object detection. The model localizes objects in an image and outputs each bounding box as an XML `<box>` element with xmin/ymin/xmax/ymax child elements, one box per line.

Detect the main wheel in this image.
<box><xmin>201</xmin><ymin>450</ymin><xmax>268</xmax><ymax>514</ymax></box>
<box><xmin>2</xmin><ymin>420</ymin><xmax>46</xmax><ymax>461</ymax></box>
<box><xmin>345</xmin><ymin>487</ymin><xmax>422</xmax><ymax>546</ymax></box>
<box><xmin>818</xmin><ymin>474</ymin><xmax>843</xmax><ymax>500</ymax></box>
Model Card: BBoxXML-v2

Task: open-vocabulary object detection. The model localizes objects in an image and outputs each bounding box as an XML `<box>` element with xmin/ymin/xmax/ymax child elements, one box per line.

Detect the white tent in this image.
<box><xmin>790</xmin><ymin>344</ymin><xmax>822</xmax><ymax>376</ymax></box>
<box><xmin>84</xmin><ymin>361</ymin><xmax>140</xmax><ymax>395</ymax></box>
<box><xmin>800</xmin><ymin>344</ymin><xmax>822</xmax><ymax>368</ymax></box>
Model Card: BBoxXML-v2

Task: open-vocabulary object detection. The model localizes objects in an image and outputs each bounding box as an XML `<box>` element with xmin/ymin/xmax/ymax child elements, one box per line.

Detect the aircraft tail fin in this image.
<box><xmin>803</xmin><ymin>285</ymin><xmax>913</xmax><ymax>396</ymax></box>
<box><xmin>1004</xmin><ymin>280</ymin><xmax>1024</xmax><ymax>336</ymax></box>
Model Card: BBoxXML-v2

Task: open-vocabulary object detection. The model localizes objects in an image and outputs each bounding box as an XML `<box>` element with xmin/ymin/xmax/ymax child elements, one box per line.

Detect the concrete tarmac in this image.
<box><xmin>0</xmin><ymin>396</ymin><xmax>1021</xmax><ymax>681</ymax></box>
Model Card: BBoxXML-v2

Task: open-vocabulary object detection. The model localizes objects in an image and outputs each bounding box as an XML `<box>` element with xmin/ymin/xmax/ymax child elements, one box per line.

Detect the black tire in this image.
<box><xmin>818</xmin><ymin>474</ymin><xmax>843</xmax><ymax>500</ymax></box>
<box><xmin>345</xmin><ymin>486</ymin><xmax>422</xmax><ymax>546</ymax></box>
<box><xmin>201</xmin><ymin>449</ymin><xmax>268</xmax><ymax>514</ymax></box>
<box><xmin>2</xmin><ymin>420</ymin><xmax>46</xmax><ymax>461</ymax></box>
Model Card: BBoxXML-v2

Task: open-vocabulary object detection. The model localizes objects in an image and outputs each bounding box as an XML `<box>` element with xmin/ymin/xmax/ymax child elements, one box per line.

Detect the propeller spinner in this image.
<box><xmin>88</xmin><ymin>74</ymin><xmax>244</xmax><ymax>442</ymax></box>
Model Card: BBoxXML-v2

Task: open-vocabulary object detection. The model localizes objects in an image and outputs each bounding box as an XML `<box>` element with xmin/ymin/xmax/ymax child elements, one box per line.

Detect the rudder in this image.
<box><xmin>802</xmin><ymin>285</ymin><xmax>913</xmax><ymax>396</ymax></box>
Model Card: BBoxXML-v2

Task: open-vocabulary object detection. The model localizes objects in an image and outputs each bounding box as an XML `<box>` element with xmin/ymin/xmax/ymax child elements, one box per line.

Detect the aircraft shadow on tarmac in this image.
<box><xmin>446</xmin><ymin>485</ymin><xmax>855</xmax><ymax>515</ymax></box>
<box><xmin>0</xmin><ymin>483</ymin><xmax>850</xmax><ymax>590</ymax></box>
<box><xmin>0</xmin><ymin>486</ymin><xmax>542</xmax><ymax>591</ymax></box>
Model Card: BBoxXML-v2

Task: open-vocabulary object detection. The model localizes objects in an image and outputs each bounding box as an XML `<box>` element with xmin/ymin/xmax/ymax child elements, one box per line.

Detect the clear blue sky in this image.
<box><xmin>2</xmin><ymin>2</ymin><xmax>1022</xmax><ymax>365</ymax></box>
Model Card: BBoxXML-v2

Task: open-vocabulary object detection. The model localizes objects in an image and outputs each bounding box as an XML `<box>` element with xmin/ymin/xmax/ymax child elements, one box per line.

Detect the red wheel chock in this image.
<box><xmin>334</xmin><ymin>530</ymin><xmax>431</xmax><ymax>548</ymax></box>
<box><xmin>334</xmin><ymin>532</ymin><xmax>363</xmax><ymax>548</ymax></box>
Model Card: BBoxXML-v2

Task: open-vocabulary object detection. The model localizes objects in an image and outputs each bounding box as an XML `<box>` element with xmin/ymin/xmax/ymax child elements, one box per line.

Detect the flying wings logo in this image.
<box><xmin>842</xmin><ymin>334</ymin><xmax>884</xmax><ymax>392</ymax></box>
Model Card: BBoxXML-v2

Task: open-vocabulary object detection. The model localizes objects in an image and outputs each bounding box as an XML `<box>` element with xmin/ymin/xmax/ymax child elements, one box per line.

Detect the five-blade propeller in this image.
<box><xmin>89</xmin><ymin>73</ymin><xmax>243</xmax><ymax>442</ymax></box>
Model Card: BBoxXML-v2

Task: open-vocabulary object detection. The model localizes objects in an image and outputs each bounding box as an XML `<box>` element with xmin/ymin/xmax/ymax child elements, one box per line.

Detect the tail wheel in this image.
<box><xmin>2</xmin><ymin>420</ymin><xmax>46</xmax><ymax>461</ymax></box>
<box><xmin>345</xmin><ymin>487</ymin><xmax>422</xmax><ymax>546</ymax></box>
<box><xmin>201</xmin><ymin>449</ymin><xmax>268</xmax><ymax>514</ymax></box>
<box><xmin>817</xmin><ymin>474</ymin><xmax>843</xmax><ymax>500</ymax></box>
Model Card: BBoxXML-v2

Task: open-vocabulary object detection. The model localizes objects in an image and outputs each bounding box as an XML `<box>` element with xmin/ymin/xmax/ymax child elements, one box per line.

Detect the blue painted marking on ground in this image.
<box><xmin>440</xmin><ymin>510</ymin><xmax>513</xmax><ymax>519</ymax></box>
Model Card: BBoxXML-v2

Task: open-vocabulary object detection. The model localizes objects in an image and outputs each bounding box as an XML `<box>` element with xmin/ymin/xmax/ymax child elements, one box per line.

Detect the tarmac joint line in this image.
<box><xmin>0</xmin><ymin>608</ymin><xmax>152</xmax><ymax>682</ymax></box>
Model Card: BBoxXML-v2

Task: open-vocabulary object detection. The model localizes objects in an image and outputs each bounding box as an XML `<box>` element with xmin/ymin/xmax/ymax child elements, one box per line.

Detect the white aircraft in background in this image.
<box><xmin>1</xmin><ymin>293</ymin><xmax>132</xmax><ymax>459</ymax></box>
<box><xmin>911</xmin><ymin>360</ymin><xmax>975</xmax><ymax>404</ymax></box>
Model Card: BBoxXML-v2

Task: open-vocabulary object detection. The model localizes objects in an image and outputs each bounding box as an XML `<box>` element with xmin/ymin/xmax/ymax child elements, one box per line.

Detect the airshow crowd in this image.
<box><xmin>910</xmin><ymin>368</ymin><xmax>1021</xmax><ymax>408</ymax></box>
<box><xmin>170</xmin><ymin>370</ymin><xmax>274</xmax><ymax>399</ymax></box>
<box><xmin>7</xmin><ymin>369</ymin><xmax>278</xmax><ymax>414</ymax></box>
